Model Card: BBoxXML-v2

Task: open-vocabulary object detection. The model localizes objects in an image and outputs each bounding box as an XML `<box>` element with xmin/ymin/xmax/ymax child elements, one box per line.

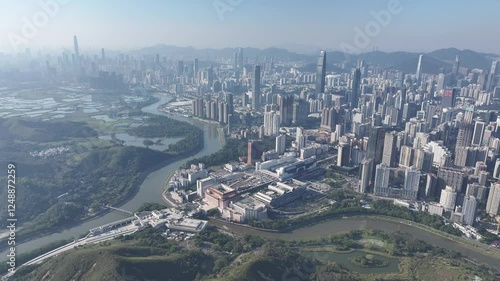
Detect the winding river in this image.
<box><xmin>0</xmin><ymin>93</ymin><xmax>222</xmax><ymax>259</ymax></box>
<box><xmin>210</xmin><ymin>217</ymin><xmax>500</xmax><ymax>268</ymax></box>
<box><xmin>1</xmin><ymin>94</ymin><xmax>499</xmax><ymax>270</ymax></box>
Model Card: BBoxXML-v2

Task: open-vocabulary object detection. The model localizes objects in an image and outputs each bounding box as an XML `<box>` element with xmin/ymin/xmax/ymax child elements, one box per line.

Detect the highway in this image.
<box><xmin>1</xmin><ymin>222</ymin><xmax>140</xmax><ymax>280</ymax></box>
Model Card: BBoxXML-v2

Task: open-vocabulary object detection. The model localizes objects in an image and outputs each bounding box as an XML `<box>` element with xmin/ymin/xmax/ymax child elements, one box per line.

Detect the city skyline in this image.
<box><xmin>1</xmin><ymin>0</ymin><xmax>500</xmax><ymax>54</ymax></box>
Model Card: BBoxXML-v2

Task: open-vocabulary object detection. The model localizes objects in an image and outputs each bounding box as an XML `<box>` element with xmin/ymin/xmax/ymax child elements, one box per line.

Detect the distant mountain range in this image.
<box><xmin>132</xmin><ymin>45</ymin><xmax>498</xmax><ymax>74</ymax></box>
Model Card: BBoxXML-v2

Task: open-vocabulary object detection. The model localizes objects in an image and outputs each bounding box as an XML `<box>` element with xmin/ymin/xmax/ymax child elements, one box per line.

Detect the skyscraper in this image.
<box><xmin>278</xmin><ymin>94</ymin><xmax>294</xmax><ymax>126</ymax></box>
<box><xmin>320</xmin><ymin>108</ymin><xmax>337</xmax><ymax>132</ymax></box>
<box><xmin>247</xmin><ymin>140</ymin><xmax>263</xmax><ymax>165</ymax></box>
<box><xmin>367</xmin><ymin>126</ymin><xmax>385</xmax><ymax>165</ymax></box>
<box><xmin>439</xmin><ymin>185</ymin><xmax>457</xmax><ymax>211</ymax></box>
<box><xmin>315</xmin><ymin>50</ymin><xmax>326</xmax><ymax>95</ymax></box>
<box><xmin>399</xmin><ymin>146</ymin><xmax>414</xmax><ymax>167</ymax></box>
<box><xmin>494</xmin><ymin>159</ymin><xmax>500</xmax><ymax>179</ymax></box>
<box><xmin>416</xmin><ymin>54</ymin><xmax>423</xmax><ymax>85</ymax></box>
<box><xmin>101</xmin><ymin>48</ymin><xmax>105</xmax><ymax>62</ymax></box>
<box><xmin>238</xmin><ymin>47</ymin><xmax>244</xmax><ymax>68</ymax></box>
<box><xmin>455</xmin><ymin>122</ymin><xmax>474</xmax><ymax>151</ymax></box>
<box><xmin>337</xmin><ymin>142</ymin><xmax>350</xmax><ymax>167</ymax></box>
<box><xmin>263</xmin><ymin>111</ymin><xmax>280</xmax><ymax>137</ymax></box>
<box><xmin>73</xmin><ymin>35</ymin><xmax>79</xmax><ymax>61</ymax></box>
<box><xmin>486</xmin><ymin>183</ymin><xmax>500</xmax><ymax>216</ymax></box>
<box><xmin>295</xmin><ymin>127</ymin><xmax>306</xmax><ymax>150</ymax></box>
<box><xmin>442</xmin><ymin>89</ymin><xmax>458</xmax><ymax>108</ymax></box>
<box><xmin>486</xmin><ymin>61</ymin><xmax>499</xmax><ymax>91</ymax></box>
<box><xmin>403</xmin><ymin>166</ymin><xmax>420</xmax><ymax>200</ymax></box>
<box><xmin>373</xmin><ymin>163</ymin><xmax>390</xmax><ymax>196</ymax></box>
<box><xmin>73</xmin><ymin>35</ymin><xmax>80</xmax><ymax>73</ymax></box>
<box><xmin>452</xmin><ymin>54</ymin><xmax>460</xmax><ymax>76</ymax></box>
<box><xmin>276</xmin><ymin>134</ymin><xmax>286</xmax><ymax>155</ymax></box>
<box><xmin>351</xmin><ymin>68</ymin><xmax>361</xmax><ymax>108</ymax></box>
<box><xmin>359</xmin><ymin>158</ymin><xmax>372</xmax><ymax>193</ymax></box>
<box><xmin>177</xmin><ymin>60</ymin><xmax>184</xmax><ymax>76</ymax></box>
<box><xmin>252</xmin><ymin>65</ymin><xmax>261</xmax><ymax>110</ymax></box>
<box><xmin>193</xmin><ymin>58</ymin><xmax>199</xmax><ymax>84</ymax></box>
<box><xmin>292</xmin><ymin>99</ymin><xmax>309</xmax><ymax>125</ymax></box>
<box><xmin>381</xmin><ymin>131</ymin><xmax>398</xmax><ymax>167</ymax></box>
<box><xmin>463</xmin><ymin>196</ymin><xmax>478</xmax><ymax>226</ymax></box>
<box><xmin>233</xmin><ymin>52</ymin><xmax>238</xmax><ymax>69</ymax></box>
<box><xmin>471</xmin><ymin>120</ymin><xmax>485</xmax><ymax>146</ymax></box>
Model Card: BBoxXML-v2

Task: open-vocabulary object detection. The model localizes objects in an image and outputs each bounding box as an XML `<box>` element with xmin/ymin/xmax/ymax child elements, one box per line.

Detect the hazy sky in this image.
<box><xmin>0</xmin><ymin>0</ymin><xmax>499</xmax><ymax>54</ymax></box>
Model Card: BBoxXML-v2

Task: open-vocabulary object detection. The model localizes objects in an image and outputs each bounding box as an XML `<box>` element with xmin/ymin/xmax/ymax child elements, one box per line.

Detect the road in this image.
<box><xmin>1</xmin><ymin>223</ymin><xmax>140</xmax><ymax>280</ymax></box>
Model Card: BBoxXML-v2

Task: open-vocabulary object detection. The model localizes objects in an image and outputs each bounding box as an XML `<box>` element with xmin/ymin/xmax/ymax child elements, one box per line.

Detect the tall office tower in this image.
<box><xmin>462</xmin><ymin>196</ymin><xmax>478</xmax><ymax>226</ymax></box>
<box><xmin>486</xmin><ymin>61</ymin><xmax>499</xmax><ymax>91</ymax></box>
<box><xmin>320</xmin><ymin>108</ymin><xmax>337</xmax><ymax>132</ymax></box>
<box><xmin>471</xmin><ymin>120</ymin><xmax>485</xmax><ymax>146</ymax></box>
<box><xmin>403</xmin><ymin>166</ymin><xmax>420</xmax><ymax>200</ymax></box>
<box><xmin>486</xmin><ymin>183</ymin><xmax>500</xmax><ymax>216</ymax></box>
<box><xmin>351</xmin><ymin>68</ymin><xmax>361</xmax><ymax>109</ymax></box>
<box><xmin>233</xmin><ymin>52</ymin><xmax>238</xmax><ymax>69</ymax></box>
<box><xmin>73</xmin><ymin>35</ymin><xmax>80</xmax><ymax>72</ymax></box>
<box><xmin>397</xmin><ymin>71</ymin><xmax>405</xmax><ymax>88</ymax></box>
<box><xmin>455</xmin><ymin>122</ymin><xmax>474</xmax><ymax>151</ymax></box>
<box><xmin>225</xmin><ymin>93</ymin><xmax>234</xmax><ymax>114</ymax></box>
<box><xmin>381</xmin><ymin>131</ymin><xmax>398</xmax><ymax>167</ymax></box>
<box><xmin>373</xmin><ymin>164</ymin><xmax>391</xmax><ymax>196</ymax></box>
<box><xmin>101</xmin><ymin>48</ymin><xmax>105</xmax><ymax>62</ymax></box>
<box><xmin>73</xmin><ymin>35</ymin><xmax>80</xmax><ymax>61</ymax></box>
<box><xmin>193</xmin><ymin>58</ymin><xmax>199</xmax><ymax>84</ymax></box>
<box><xmin>445</xmin><ymin>88</ymin><xmax>459</xmax><ymax>108</ymax></box>
<box><xmin>292</xmin><ymin>99</ymin><xmax>308</xmax><ymax>125</ymax></box>
<box><xmin>276</xmin><ymin>134</ymin><xmax>286</xmax><ymax>155</ymax></box>
<box><xmin>207</xmin><ymin>65</ymin><xmax>214</xmax><ymax>86</ymax></box>
<box><xmin>263</xmin><ymin>111</ymin><xmax>280</xmax><ymax>137</ymax></box>
<box><xmin>278</xmin><ymin>94</ymin><xmax>294</xmax><ymax>126</ymax></box>
<box><xmin>367</xmin><ymin>126</ymin><xmax>386</xmax><ymax>165</ymax></box>
<box><xmin>416</xmin><ymin>54</ymin><xmax>423</xmax><ymax>85</ymax></box>
<box><xmin>252</xmin><ymin>65</ymin><xmax>261</xmax><ymax>110</ymax></box>
<box><xmin>247</xmin><ymin>140</ymin><xmax>263</xmax><ymax>165</ymax></box>
<box><xmin>359</xmin><ymin>158</ymin><xmax>373</xmax><ymax>193</ymax></box>
<box><xmin>494</xmin><ymin>158</ymin><xmax>500</xmax><ymax>179</ymax></box>
<box><xmin>315</xmin><ymin>50</ymin><xmax>326</xmax><ymax>95</ymax></box>
<box><xmin>337</xmin><ymin>142</ymin><xmax>350</xmax><ymax>167</ymax></box>
<box><xmin>439</xmin><ymin>185</ymin><xmax>457</xmax><ymax>211</ymax></box>
<box><xmin>238</xmin><ymin>47</ymin><xmax>244</xmax><ymax>68</ymax></box>
<box><xmin>436</xmin><ymin>74</ymin><xmax>446</xmax><ymax>92</ymax></box>
<box><xmin>452</xmin><ymin>54</ymin><xmax>460</xmax><ymax>76</ymax></box>
<box><xmin>177</xmin><ymin>60</ymin><xmax>184</xmax><ymax>76</ymax></box>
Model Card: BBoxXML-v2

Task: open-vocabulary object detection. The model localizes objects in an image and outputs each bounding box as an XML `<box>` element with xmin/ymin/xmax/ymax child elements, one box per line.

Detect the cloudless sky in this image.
<box><xmin>0</xmin><ymin>0</ymin><xmax>499</xmax><ymax>54</ymax></box>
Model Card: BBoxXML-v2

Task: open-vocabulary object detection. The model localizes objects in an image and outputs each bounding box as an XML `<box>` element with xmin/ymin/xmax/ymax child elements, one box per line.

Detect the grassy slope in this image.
<box><xmin>12</xmin><ymin>244</ymin><xmax>211</xmax><ymax>281</ymax></box>
<box><xmin>0</xmin><ymin>118</ymin><xmax>97</xmax><ymax>142</ymax></box>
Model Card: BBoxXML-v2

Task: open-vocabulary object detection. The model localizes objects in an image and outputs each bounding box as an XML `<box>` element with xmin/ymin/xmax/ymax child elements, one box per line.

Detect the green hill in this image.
<box><xmin>0</xmin><ymin>118</ymin><xmax>97</xmax><ymax>142</ymax></box>
<box><xmin>12</xmin><ymin>245</ymin><xmax>211</xmax><ymax>281</ymax></box>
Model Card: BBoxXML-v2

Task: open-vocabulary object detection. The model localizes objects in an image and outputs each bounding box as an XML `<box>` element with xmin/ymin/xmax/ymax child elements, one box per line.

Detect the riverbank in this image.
<box><xmin>209</xmin><ymin>215</ymin><xmax>500</xmax><ymax>269</ymax></box>
<box><xmin>0</xmin><ymin>147</ymin><xmax>202</xmax><ymax>253</ymax></box>
<box><xmin>0</xmin><ymin>93</ymin><xmax>223</xmax><ymax>259</ymax></box>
